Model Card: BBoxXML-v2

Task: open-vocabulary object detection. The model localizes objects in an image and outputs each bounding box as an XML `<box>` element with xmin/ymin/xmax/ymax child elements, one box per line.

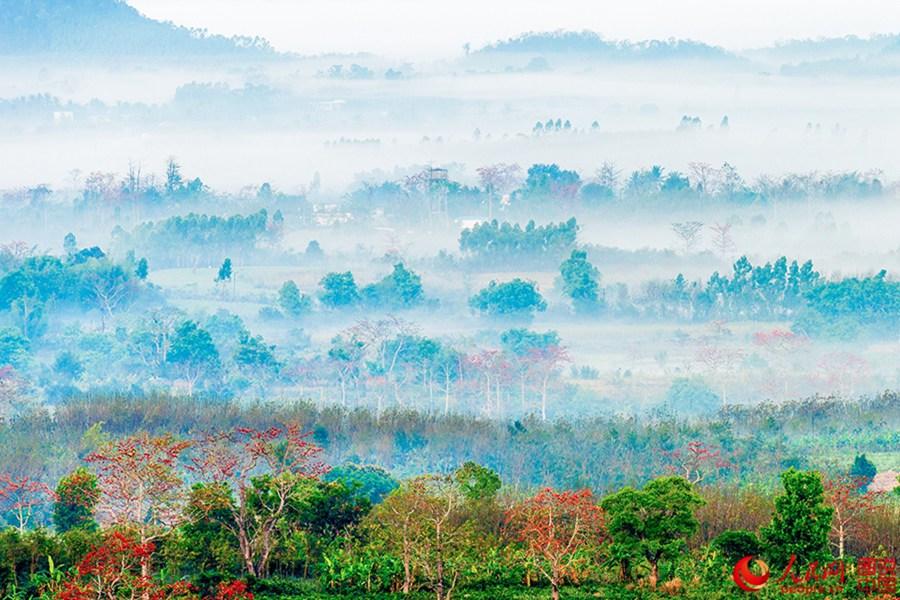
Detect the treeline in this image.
<box><xmin>344</xmin><ymin>162</ymin><xmax>886</xmax><ymax>223</ymax></box>
<box><xmin>3</xmin><ymin>391</ymin><xmax>900</xmax><ymax>509</ymax></box>
<box><xmin>112</xmin><ymin>209</ymin><xmax>279</xmax><ymax>267</ymax></box>
<box><xmin>0</xmin><ymin>404</ymin><xmax>897</xmax><ymax>599</ymax></box>
<box><xmin>0</xmin><ymin>240</ymin><xmax>151</xmax><ymax>338</ymax></box>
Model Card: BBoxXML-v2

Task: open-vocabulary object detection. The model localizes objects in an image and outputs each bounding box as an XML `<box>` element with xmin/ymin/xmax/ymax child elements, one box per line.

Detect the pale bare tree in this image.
<box><xmin>671</xmin><ymin>221</ymin><xmax>704</xmax><ymax>254</ymax></box>
<box><xmin>709</xmin><ymin>222</ymin><xmax>736</xmax><ymax>256</ymax></box>
<box><xmin>477</xmin><ymin>163</ymin><xmax>521</xmax><ymax>219</ymax></box>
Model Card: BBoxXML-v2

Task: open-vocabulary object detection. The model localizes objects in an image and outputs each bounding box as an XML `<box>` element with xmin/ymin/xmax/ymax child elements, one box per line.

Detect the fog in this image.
<box><xmin>1</xmin><ymin>1</ymin><xmax>900</xmax><ymax>424</ymax></box>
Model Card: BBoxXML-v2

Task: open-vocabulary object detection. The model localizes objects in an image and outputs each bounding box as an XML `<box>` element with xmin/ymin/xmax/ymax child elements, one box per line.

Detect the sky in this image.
<box><xmin>128</xmin><ymin>0</ymin><xmax>900</xmax><ymax>58</ymax></box>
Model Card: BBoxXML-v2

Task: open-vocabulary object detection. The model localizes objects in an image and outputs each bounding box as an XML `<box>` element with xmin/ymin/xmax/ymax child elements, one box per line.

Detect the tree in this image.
<box><xmin>849</xmin><ymin>454</ymin><xmax>877</xmax><ymax>490</ymax></box>
<box><xmin>559</xmin><ymin>249</ymin><xmax>603</xmax><ymax>313</ymax></box>
<box><xmin>476</xmin><ymin>163</ymin><xmax>521</xmax><ymax>219</ymax></box>
<box><xmin>453</xmin><ymin>462</ymin><xmax>501</xmax><ymax>503</ymax></box>
<box><xmin>216</xmin><ymin>258</ymin><xmax>233</xmax><ymax>296</ymax></box>
<box><xmin>0</xmin><ymin>474</ymin><xmax>53</xmax><ymax>532</ymax></box>
<box><xmin>0</xmin><ymin>329</ymin><xmax>30</xmax><ymax>369</ymax></box>
<box><xmin>370</xmin><ymin>475</ymin><xmax>475</xmax><ymax>599</ymax></box>
<box><xmin>234</xmin><ymin>333</ymin><xmax>280</xmax><ymax>392</ymax></box>
<box><xmin>760</xmin><ymin>469</ymin><xmax>833</xmax><ymax>569</ymax></box>
<box><xmin>601</xmin><ymin>476</ymin><xmax>704</xmax><ymax>587</ymax></box>
<box><xmin>506</xmin><ymin>488</ymin><xmax>604</xmax><ymax>600</ymax></box>
<box><xmin>522</xmin><ymin>163</ymin><xmax>581</xmax><ymax>201</ymax></box>
<box><xmin>319</xmin><ymin>271</ymin><xmax>361</xmax><ymax>308</ymax></box>
<box><xmin>53</xmin><ymin>530</ymin><xmax>194</xmax><ymax>600</ymax></box>
<box><xmin>188</xmin><ymin>425</ymin><xmax>328</xmax><ymax>577</ymax></box>
<box><xmin>85</xmin><ymin>433</ymin><xmax>192</xmax><ymax>588</ymax></box>
<box><xmin>167</xmin><ymin>320</ymin><xmax>221</xmax><ymax>395</ymax></box>
<box><xmin>53</xmin><ymin>351</ymin><xmax>83</xmax><ymax>383</ymax></box>
<box><xmin>664</xmin><ymin>377</ymin><xmax>721</xmax><ymax>416</ymax></box>
<box><xmin>278</xmin><ymin>280</ymin><xmax>312</xmax><ymax>317</ymax></box>
<box><xmin>823</xmin><ymin>475</ymin><xmax>881</xmax><ymax>558</ymax></box>
<box><xmin>361</xmin><ymin>263</ymin><xmax>425</xmax><ymax>309</ymax></box>
<box><xmin>324</xmin><ymin>464</ymin><xmax>398</xmax><ymax>505</ymax></box>
<box><xmin>709</xmin><ymin>222</ymin><xmax>736</xmax><ymax>256</ymax></box>
<box><xmin>469</xmin><ymin>279</ymin><xmax>547</xmax><ymax>320</ymax></box>
<box><xmin>53</xmin><ymin>467</ymin><xmax>100</xmax><ymax>533</ymax></box>
<box><xmin>671</xmin><ymin>221</ymin><xmax>704</xmax><ymax>254</ymax></box>
<box><xmin>63</xmin><ymin>232</ymin><xmax>78</xmax><ymax>257</ymax></box>
<box><xmin>665</xmin><ymin>441</ymin><xmax>730</xmax><ymax>484</ymax></box>
<box><xmin>135</xmin><ymin>257</ymin><xmax>149</xmax><ymax>280</ymax></box>
<box><xmin>712</xmin><ymin>530</ymin><xmax>761</xmax><ymax>564</ymax></box>
<box><xmin>83</xmin><ymin>260</ymin><xmax>135</xmax><ymax>331</ymax></box>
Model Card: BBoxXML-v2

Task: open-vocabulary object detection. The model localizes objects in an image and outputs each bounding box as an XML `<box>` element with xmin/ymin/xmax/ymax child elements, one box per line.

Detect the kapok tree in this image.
<box><xmin>823</xmin><ymin>475</ymin><xmax>881</xmax><ymax>558</ymax></box>
<box><xmin>188</xmin><ymin>425</ymin><xmax>328</xmax><ymax>577</ymax></box>
<box><xmin>0</xmin><ymin>474</ymin><xmax>54</xmax><ymax>532</ymax></box>
<box><xmin>85</xmin><ymin>433</ymin><xmax>192</xmax><ymax>587</ymax></box>
<box><xmin>52</xmin><ymin>530</ymin><xmax>195</xmax><ymax>600</ymax></box>
<box><xmin>506</xmin><ymin>488</ymin><xmax>605</xmax><ymax>600</ymax></box>
<box><xmin>664</xmin><ymin>441</ymin><xmax>731</xmax><ymax>484</ymax></box>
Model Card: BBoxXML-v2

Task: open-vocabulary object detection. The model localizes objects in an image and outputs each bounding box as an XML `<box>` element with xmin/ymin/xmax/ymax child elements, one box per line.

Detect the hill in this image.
<box><xmin>0</xmin><ymin>0</ymin><xmax>275</xmax><ymax>58</ymax></box>
<box><xmin>475</xmin><ymin>30</ymin><xmax>737</xmax><ymax>61</ymax></box>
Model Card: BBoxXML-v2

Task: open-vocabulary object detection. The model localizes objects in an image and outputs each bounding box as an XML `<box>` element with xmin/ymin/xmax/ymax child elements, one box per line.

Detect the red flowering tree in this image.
<box><xmin>0</xmin><ymin>474</ymin><xmax>54</xmax><ymax>531</ymax></box>
<box><xmin>188</xmin><ymin>424</ymin><xmax>328</xmax><ymax>577</ymax></box>
<box><xmin>505</xmin><ymin>488</ymin><xmax>605</xmax><ymax>600</ymax></box>
<box><xmin>214</xmin><ymin>580</ymin><xmax>254</xmax><ymax>600</ymax></box>
<box><xmin>665</xmin><ymin>441</ymin><xmax>731</xmax><ymax>484</ymax></box>
<box><xmin>85</xmin><ymin>433</ymin><xmax>192</xmax><ymax>589</ymax></box>
<box><xmin>53</xmin><ymin>531</ymin><xmax>195</xmax><ymax>600</ymax></box>
<box><xmin>824</xmin><ymin>475</ymin><xmax>882</xmax><ymax>558</ymax></box>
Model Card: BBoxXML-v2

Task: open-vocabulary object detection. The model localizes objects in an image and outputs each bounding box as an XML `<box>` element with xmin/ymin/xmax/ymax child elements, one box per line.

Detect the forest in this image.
<box><xmin>2</xmin><ymin>0</ymin><xmax>900</xmax><ymax>597</ymax></box>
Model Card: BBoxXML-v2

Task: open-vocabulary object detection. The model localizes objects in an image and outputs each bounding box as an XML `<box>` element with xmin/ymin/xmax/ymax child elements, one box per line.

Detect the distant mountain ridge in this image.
<box><xmin>475</xmin><ymin>30</ymin><xmax>737</xmax><ymax>60</ymax></box>
<box><xmin>0</xmin><ymin>0</ymin><xmax>275</xmax><ymax>57</ymax></box>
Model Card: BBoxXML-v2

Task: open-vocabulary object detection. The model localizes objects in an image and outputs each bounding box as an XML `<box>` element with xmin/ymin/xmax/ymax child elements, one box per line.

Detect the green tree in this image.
<box><xmin>0</xmin><ymin>329</ymin><xmax>29</xmax><ymax>369</ymax></box>
<box><xmin>849</xmin><ymin>454</ymin><xmax>877</xmax><ymax>490</ymax></box>
<box><xmin>216</xmin><ymin>258</ymin><xmax>233</xmax><ymax>283</ymax></box>
<box><xmin>453</xmin><ymin>462</ymin><xmax>501</xmax><ymax>502</ymax></box>
<box><xmin>361</xmin><ymin>263</ymin><xmax>425</xmax><ymax>309</ymax></box>
<box><xmin>319</xmin><ymin>272</ymin><xmax>360</xmax><ymax>308</ymax></box>
<box><xmin>664</xmin><ymin>377</ymin><xmax>721</xmax><ymax>416</ymax></box>
<box><xmin>324</xmin><ymin>464</ymin><xmax>398</xmax><ymax>505</ymax></box>
<box><xmin>167</xmin><ymin>320</ymin><xmax>221</xmax><ymax>395</ymax></box>
<box><xmin>52</xmin><ymin>351</ymin><xmax>83</xmax><ymax>383</ymax></box>
<box><xmin>712</xmin><ymin>530</ymin><xmax>761</xmax><ymax>564</ymax></box>
<box><xmin>469</xmin><ymin>279</ymin><xmax>547</xmax><ymax>320</ymax></box>
<box><xmin>53</xmin><ymin>467</ymin><xmax>100</xmax><ymax>533</ymax></box>
<box><xmin>135</xmin><ymin>257</ymin><xmax>149</xmax><ymax>280</ymax></box>
<box><xmin>63</xmin><ymin>232</ymin><xmax>78</xmax><ymax>256</ymax></box>
<box><xmin>278</xmin><ymin>280</ymin><xmax>312</xmax><ymax>317</ymax></box>
<box><xmin>559</xmin><ymin>249</ymin><xmax>603</xmax><ymax>313</ymax></box>
<box><xmin>760</xmin><ymin>469</ymin><xmax>833</xmax><ymax>569</ymax></box>
<box><xmin>601</xmin><ymin>476</ymin><xmax>705</xmax><ymax>587</ymax></box>
<box><xmin>234</xmin><ymin>333</ymin><xmax>280</xmax><ymax>390</ymax></box>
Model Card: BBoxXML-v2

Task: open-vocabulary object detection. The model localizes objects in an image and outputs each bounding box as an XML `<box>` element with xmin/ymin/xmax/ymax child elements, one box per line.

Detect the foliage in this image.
<box><xmin>760</xmin><ymin>469</ymin><xmax>834</xmax><ymax>569</ymax></box>
<box><xmin>361</xmin><ymin>263</ymin><xmax>425</xmax><ymax>309</ymax></box>
<box><xmin>319</xmin><ymin>272</ymin><xmax>360</xmax><ymax>309</ymax></box>
<box><xmin>601</xmin><ymin>476</ymin><xmax>704</xmax><ymax>586</ymax></box>
<box><xmin>459</xmin><ymin>218</ymin><xmax>578</xmax><ymax>265</ymax></box>
<box><xmin>559</xmin><ymin>249</ymin><xmax>603</xmax><ymax>313</ymax></box>
<box><xmin>469</xmin><ymin>279</ymin><xmax>547</xmax><ymax>319</ymax></box>
<box><xmin>53</xmin><ymin>468</ymin><xmax>99</xmax><ymax>533</ymax></box>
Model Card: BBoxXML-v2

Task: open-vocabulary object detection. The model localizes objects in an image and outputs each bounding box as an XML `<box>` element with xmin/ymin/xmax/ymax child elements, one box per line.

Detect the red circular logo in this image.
<box><xmin>733</xmin><ymin>555</ymin><xmax>770</xmax><ymax>592</ymax></box>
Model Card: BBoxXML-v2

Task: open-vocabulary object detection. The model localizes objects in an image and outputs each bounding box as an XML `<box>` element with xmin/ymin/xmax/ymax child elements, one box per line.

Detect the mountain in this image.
<box><xmin>475</xmin><ymin>30</ymin><xmax>737</xmax><ymax>61</ymax></box>
<box><xmin>0</xmin><ymin>0</ymin><xmax>275</xmax><ymax>58</ymax></box>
